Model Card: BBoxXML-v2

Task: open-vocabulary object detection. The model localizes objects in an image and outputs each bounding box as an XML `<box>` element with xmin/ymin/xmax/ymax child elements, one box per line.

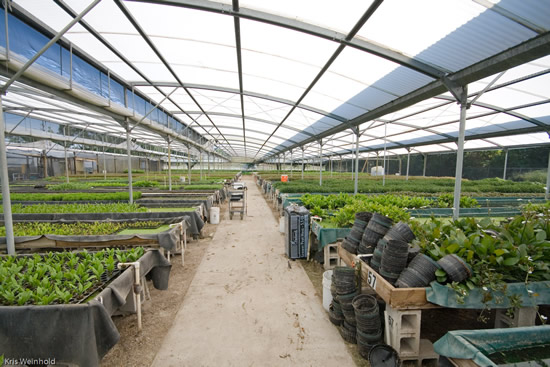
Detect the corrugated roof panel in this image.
<box><xmin>416</xmin><ymin>9</ymin><xmax>536</xmax><ymax>72</ymax></box>
<box><xmin>495</xmin><ymin>0</ymin><xmax>550</xmax><ymax>31</ymax></box>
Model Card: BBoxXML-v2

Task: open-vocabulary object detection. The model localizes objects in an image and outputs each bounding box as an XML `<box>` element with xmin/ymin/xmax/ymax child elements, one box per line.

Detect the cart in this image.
<box><xmin>228</xmin><ymin>182</ymin><xmax>247</xmax><ymax>220</ymax></box>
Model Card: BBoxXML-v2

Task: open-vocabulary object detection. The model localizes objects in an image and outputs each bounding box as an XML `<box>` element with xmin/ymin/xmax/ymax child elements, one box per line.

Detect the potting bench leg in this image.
<box><xmin>384</xmin><ymin>305</ymin><xmax>439</xmax><ymax>365</ymax></box>
<box><xmin>495</xmin><ymin>307</ymin><xmax>537</xmax><ymax>328</ymax></box>
<box><xmin>142</xmin><ymin>276</ymin><xmax>151</xmax><ymax>301</ymax></box>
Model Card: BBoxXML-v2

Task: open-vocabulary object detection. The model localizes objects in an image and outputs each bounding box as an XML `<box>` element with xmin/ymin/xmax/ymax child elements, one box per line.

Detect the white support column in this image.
<box><xmin>301</xmin><ymin>147</ymin><xmax>305</xmax><ymax>180</ymax></box>
<box><xmin>126</xmin><ymin>128</ymin><xmax>134</xmax><ymax>204</ymax></box>
<box><xmin>199</xmin><ymin>150</ymin><xmax>203</xmax><ymax>181</ymax></box>
<box><xmin>319</xmin><ymin>139</ymin><xmax>323</xmax><ymax>186</ymax></box>
<box><xmin>290</xmin><ymin>149</ymin><xmax>293</xmax><ymax>178</ymax></box>
<box><xmin>102</xmin><ymin>137</ymin><xmax>107</xmax><ymax>180</ymax></box>
<box><xmin>383</xmin><ymin>121</ymin><xmax>387</xmax><ymax>186</ymax></box>
<box><xmin>330</xmin><ymin>156</ymin><xmax>333</xmax><ymax>176</ymax></box>
<box><xmin>167</xmin><ymin>138</ymin><xmax>172</xmax><ymax>191</ymax></box>
<box><xmin>354</xmin><ymin>128</ymin><xmax>360</xmax><ymax>195</ymax></box>
<box><xmin>546</xmin><ymin>151</ymin><xmax>550</xmax><ymax>200</ymax></box>
<box><xmin>0</xmin><ymin>97</ymin><xmax>15</xmax><ymax>254</ymax></box>
<box><xmin>283</xmin><ymin>152</ymin><xmax>286</xmax><ymax>172</ymax></box>
<box><xmin>207</xmin><ymin>151</ymin><xmax>210</xmax><ymax>177</ymax></box>
<box><xmin>406</xmin><ymin>148</ymin><xmax>411</xmax><ymax>181</ymax></box>
<box><xmin>423</xmin><ymin>154</ymin><xmax>427</xmax><ymax>177</ymax></box>
<box><xmin>503</xmin><ymin>149</ymin><xmax>509</xmax><ymax>180</ymax></box>
<box><xmin>453</xmin><ymin>86</ymin><xmax>469</xmax><ymax>220</ymax></box>
<box><xmin>187</xmin><ymin>145</ymin><xmax>191</xmax><ymax>184</ymax></box>
<box><xmin>64</xmin><ymin>130</ymin><xmax>69</xmax><ymax>183</ymax></box>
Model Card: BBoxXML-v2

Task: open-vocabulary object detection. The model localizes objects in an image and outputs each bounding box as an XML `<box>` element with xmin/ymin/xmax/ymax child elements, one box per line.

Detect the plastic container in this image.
<box><xmin>322</xmin><ymin>270</ymin><xmax>333</xmax><ymax>312</ymax></box>
<box><xmin>209</xmin><ymin>207</ymin><xmax>220</xmax><ymax>224</ymax></box>
<box><xmin>281</xmin><ymin>174</ymin><xmax>288</xmax><ymax>182</ymax></box>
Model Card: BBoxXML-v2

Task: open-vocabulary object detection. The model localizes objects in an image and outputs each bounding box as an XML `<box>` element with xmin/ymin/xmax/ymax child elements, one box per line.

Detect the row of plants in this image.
<box><xmin>0</xmin><ymin>221</ymin><xmax>163</xmax><ymax>237</ymax></box>
<box><xmin>0</xmin><ymin>247</ymin><xmax>145</xmax><ymax>306</ymax></box>
<box><xmin>2</xmin><ymin>192</ymin><xmax>141</xmax><ymax>202</ymax></box>
<box><xmin>300</xmin><ymin>193</ymin><xmax>479</xmax><ymax>227</ymax></box>
<box><xmin>268</xmin><ymin>177</ymin><xmax>543</xmax><ymax>194</ymax></box>
<box><xmin>46</xmin><ymin>181</ymin><xmax>159</xmax><ymax>191</ymax></box>
<box><xmin>2</xmin><ymin>203</ymin><xmax>147</xmax><ymax>214</ymax></box>
<box><xmin>410</xmin><ymin>210</ymin><xmax>550</xmax><ymax>314</ymax></box>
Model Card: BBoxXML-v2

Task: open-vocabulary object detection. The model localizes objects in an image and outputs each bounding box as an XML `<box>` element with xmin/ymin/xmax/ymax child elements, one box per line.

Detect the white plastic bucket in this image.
<box><xmin>210</xmin><ymin>207</ymin><xmax>220</xmax><ymax>224</ymax></box>
<box><xmin>322</xmin><ymin>270</ymin><xmax>333</xmax><ymax>312</ymax></box>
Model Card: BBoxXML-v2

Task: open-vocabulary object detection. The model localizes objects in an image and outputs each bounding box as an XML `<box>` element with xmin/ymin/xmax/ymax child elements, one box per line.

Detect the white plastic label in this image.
<box><xmin>367</xmin><ymin>270</ymin><xmax>377</xmax><ymax>290</ymax></box>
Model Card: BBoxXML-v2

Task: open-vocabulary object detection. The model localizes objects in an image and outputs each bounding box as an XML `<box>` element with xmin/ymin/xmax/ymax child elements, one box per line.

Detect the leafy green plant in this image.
<box><xmin>2</xmin><ymin>192</ymin><xmax>142</xmax><ymax>202</ymax></box>
<box><xmin>0</xmin><ymin>247</ymin><xmax>146</xmax><ymax>306</ymax></box>
<box><xmin>0</xmin><ymin>220</ymin><xmax>163</xmax><ymax>237</ymax></box>
<box><xmin>4</xmin><ymin>203</ymin><xmax>147</xmax><ymax>214</ymax></box>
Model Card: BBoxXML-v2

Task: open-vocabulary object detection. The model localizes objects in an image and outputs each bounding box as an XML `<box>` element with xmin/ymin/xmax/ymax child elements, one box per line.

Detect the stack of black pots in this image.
<box><xmin>358</xmin><ymin>213</ymin><xmax>393</xmax><ymax>256</ymax></box>
<box><xmin>437</xmin><ymin>254</ymin><xmax>472</xmax><ymax>282</ymax></box>
<box><xmin>378</xmin><ymin>221</ymin><xmax>416</xmax><ymax>285</ymax></box>
<box><xmin>328</xmin><ymin>277</ymin><xmax>345</xmax><ymax>326</ymax></box>
<box><xmin>352</xmin><ymin>294</ymin><xmax>383</xmax><ymax>359</ymax></box>
<box><xmin>332</xmin><ymin>266</ymin><xmax>359</xmax><ymax>344</ymax></box>
<box><xmin>342</xmin><ymin>212</ymin><xmax>373</xmax><ymax>254</ymax></box>
<box><xmin>395</xmin><ymin>253</ymin><xmax>441</xmax><ymax>288</ymax></box>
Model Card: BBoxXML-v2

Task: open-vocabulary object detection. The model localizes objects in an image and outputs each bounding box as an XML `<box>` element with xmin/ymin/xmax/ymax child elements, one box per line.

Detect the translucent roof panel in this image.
<box><xmin>358</xmin><ymin>0</ymin><xmax>536</xmax><ymax>72</ymax></box>
<box><xmin>240</xmin><ymin>18</ymin><xmax>339</xmax><ymax>102</ymax></box>
<box><xmin>5</xmin><ymin>1</ymin><xmax>550</xmax><ymax>162</ymax></box>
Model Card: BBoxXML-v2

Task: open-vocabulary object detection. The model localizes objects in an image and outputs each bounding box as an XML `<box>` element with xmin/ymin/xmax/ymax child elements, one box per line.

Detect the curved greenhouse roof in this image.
<box><xmin>0</xmin><ymin>0</ymin><xmax>549</xmax><ymax>162</ymax></box>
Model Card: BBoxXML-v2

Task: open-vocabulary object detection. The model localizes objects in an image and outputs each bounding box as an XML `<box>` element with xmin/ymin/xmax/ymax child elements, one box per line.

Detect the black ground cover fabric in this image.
<box><xmin>0</xmin><ymin>250</ymin><xmax>171</xmax><ymax>367</ymax></box>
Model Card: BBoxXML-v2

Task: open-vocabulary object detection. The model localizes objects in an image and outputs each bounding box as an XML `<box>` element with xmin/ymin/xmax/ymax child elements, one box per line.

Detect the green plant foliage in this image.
<box><xmin>299</xmin><ymin>193</ymin><xmax>478</xmax><ymax>226</ymax></box>
<box><xmin>183</xmin><ymin>184</ymin><xmax>224</xmax><ymax>190</ymax></box>
<box><xmin>46</xmin><ymin>183</ymin><xmax>90</xmax><ymax>191</ymax></box>
<box><xmin>411</xmin><ymin>212</ymin><xmax>550</xmax><ymax>309</ymax></box>
<box><xmin>123</xmin><ymin>169</ymin><xmax>145</xmax><ymax>174</ymax></box>
<box><xmin>512</xmin><ymin>169</ymin><xmax>548</xmax><ymax>184</ymax></box>
<box><xmin>0</xmin><ymin>247</ymin><xmax>146</xmax><ymax>306</ymax></box>
<box><xmin>4</xmin><ymin>203</ymin><xmax>147</xmax><ymax>214</ymax></box>
<box><xmin>3</xmin><ymin>192</ymin><xmax>142</xmax><ymax>202</ymax></box>
<box><xmin>269</xmin><ymin>176</ymin><xmax>544</xmax><ymax>194</ymax></box>
<box><xmin>133</xmin><ymin>180</ymin><xmax>159</xmax><ymax>187</ymax></box>
<box><xmin>0</xmin><ymin>221</ymin><xmax>163</xmax><ymax>237</ymax></box>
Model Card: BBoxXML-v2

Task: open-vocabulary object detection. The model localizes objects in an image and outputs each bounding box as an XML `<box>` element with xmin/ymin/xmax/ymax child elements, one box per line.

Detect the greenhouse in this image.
<box><xmin>0</xmin><ymin>0</ymin><xmax>549</xmax><ymax>366</ymax></box>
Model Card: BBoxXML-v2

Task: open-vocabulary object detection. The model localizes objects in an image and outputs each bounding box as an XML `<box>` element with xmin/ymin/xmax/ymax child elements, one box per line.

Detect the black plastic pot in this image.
<box><xmin>339</xmin><ymin>323</ymin><xmax>357</xmax><ymax>344</ymax></box>
<box><xmin>408</xmin><ymin>253</ymin><xmax>440</xmax><ymax>277</ymax></box>
<box><xmin>437</xmin><ymin>254</ymin><xmax>472</xmax><ymax>283</ymax></box>
<box><xmin>367</xmin><ymin>213</ymin><xmax>394</xmax><ymax>235</ymax></box>
<box><xmin>395</xmin><ymin>267</ymin><xmax>433</xmax><ymax>288</ymax></box>
<box><xmin>341</xmin><ymin>238</ymin><xmax>358</xmax><ymax>254</ymax></box>
<box><xmin>361</xmin><ymin>228</ymin><xmax>384</xmax><ymax>247</ymax></box>
<box><xmin>407</xmin><ymin>247</ymin><xmax>421</xmax><ymax>265</ymax></box>
<box><xmin>357</xmin><ymin>328</ymin><xmax>383</xmax><ymax>344</ymax></box>
<box><xmin>329</xmin><ymin>306</ymin><xmax>344</xmax><ymax>326</ymax></box>
<box><xmin>355</xmin><ymin>313</ymin><xmax>381</xmax><ymax>333</ymax></box>
<box><xmin>368</xmin><ymin>344</ymin><xmax>399</xmax><ymax>367</ymax></box>
<box><xmin>379</xmin><ymin>268</ymin><xmax>400</xmax><ymax>285</ymax></box>
<box><xmin>355</xmin><ymin>211</ymin><xmax>373</xmax><ymax>223</ymax></box>
<box><xmin>357</xmin><ymin>242</ymin><xmax>376</xmax><ymax>255</ymax></box>
<box><xmin>352</xmin><ymin>294</ymin><xmax>378</xmax><ymax>315</ymax></box>
<box><xmin>385</xmin><ymin>221</ymin><xmax>415</xmax><ymax>243</ymax></box>
<box><xmin>337</xmin><ymin>290</ymin><xmax>360</xmax><ymax>306</ymax></box>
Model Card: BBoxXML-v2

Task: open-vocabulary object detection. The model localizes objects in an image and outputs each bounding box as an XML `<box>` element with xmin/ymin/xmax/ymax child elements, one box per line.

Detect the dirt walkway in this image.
<box><xmin>152</xmin><ymin>176</ymin><xmax>354</xmax><ymax>366</ymax></box>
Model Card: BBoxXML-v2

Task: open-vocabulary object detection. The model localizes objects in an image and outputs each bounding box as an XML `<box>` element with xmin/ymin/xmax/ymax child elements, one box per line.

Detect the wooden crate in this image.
<box><xmin>338</xmin><ymin>244</ymin><xmax>439</xmax><ymax>310</ymax></box>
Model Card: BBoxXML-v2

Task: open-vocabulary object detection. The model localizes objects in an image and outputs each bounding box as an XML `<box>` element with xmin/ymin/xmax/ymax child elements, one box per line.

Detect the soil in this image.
<box><xmin>100</xmin><ymin>217</ymin><xmax>217</xmax><ymax>366</ymax></box>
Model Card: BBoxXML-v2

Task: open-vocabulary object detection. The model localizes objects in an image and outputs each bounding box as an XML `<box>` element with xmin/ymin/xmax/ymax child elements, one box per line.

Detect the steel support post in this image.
<box><xmin>383</xmin><ymin>121</ymin><xmax>387</xmax><ymax>186</ymax></box>
<box><xmin>290</xmin><ymin>150</ymin><xmax>293</xmax><ymax>178</ymax></box>
<box><xmin>126</xmin><ymin>128</ymin><xmax>133</xmax><ymax>204</ymax></box>
<box><xmin>199</xmin><ymin>150</ymin><xmax>203</xmax><ymax>181</ymax></box>
<box><xmin>453</xmin><ymin>86</ymin><xmax>469</xmax><ymax>220</ymax></box>
<box><xmin>301</xmin><ymin>147</ymin><xmax>305</xmax><ymax>180</ymax></box>
<box><xmin>0</xmin><ymin>97</ymin><xmax>15</xmax><ymax>254</ymax></box>
<box><xmin>102</xmin><ymin>137</ymin><xmax>107</xmax><ymax>180</ymax></box>
<box><xmin>354</xmin><ymin>128</ymin><xmax>360</xmax><ymax>195</ymax></box>
<box><xmin>319</xmin><ymin>139</ymin><xmax>323</xmax><ymax>186</ymax></box>
<box><xmin>503</xmin><ymin>149</ymin><xmax>509</xmax><ymax>180</ymax></box>
<box><xmin>423</xmin><ymin>154</ymin><xmax>427</xmax><ymax>177</ymax></box>
<box><xmin>187</xmin><ymin>145</ymin><xmax>191</xmax><ymax>184</ymax></box>
<box><xmin>167</xmin><ymin>138</ymin><xmax>172</xmax><ymax>191</ymax></box>
<box><xmin>546</xmin><ymin>151</ymin><xmax>550</xmax><ymax>200</ymax></box>
<box><xmin>406</xmin><ymin>149</ymin><xmax>411</xmax><ymax>181</ymax></box>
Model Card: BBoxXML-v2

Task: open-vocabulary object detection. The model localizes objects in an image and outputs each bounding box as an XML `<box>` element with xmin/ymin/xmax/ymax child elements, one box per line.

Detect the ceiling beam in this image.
<box><xmin>266</xmin><ymin>31</ymin><xmax>550</xmax><ymax>161</ymax></box>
